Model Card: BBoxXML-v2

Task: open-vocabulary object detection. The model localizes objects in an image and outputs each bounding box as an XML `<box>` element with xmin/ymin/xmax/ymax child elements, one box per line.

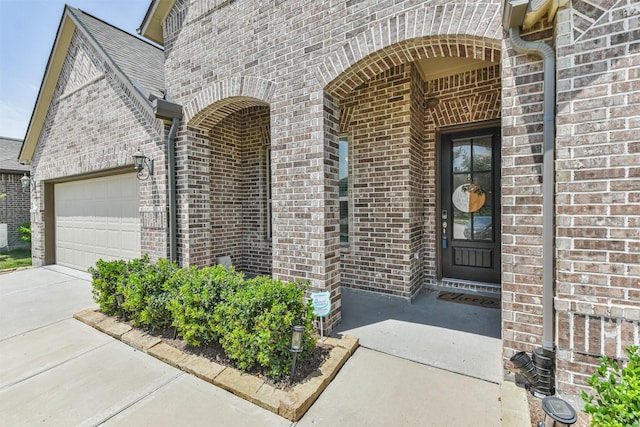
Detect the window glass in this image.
<box><xmin>266</xmin><ymin>148</ymin><xmax>272</xmax><ymax>239</ymax></box>
<box><xmin>451</xmin><ymin>135</ymin><xmax>493</xmax><ymax>242</ymax></box>
<box><xmin>452</xmin><ymin>140</ymin><xmax>471</xmax><ymax>173</ymax></box>
<box><xmin>339</xmin><ymin>137</ymin><xmax>349</xmax><ymax>243</ymax></box>
<box><xmin>472</xmin><ymin>136</ymin><xmax>492</xmax><ymax>172</ymax></box>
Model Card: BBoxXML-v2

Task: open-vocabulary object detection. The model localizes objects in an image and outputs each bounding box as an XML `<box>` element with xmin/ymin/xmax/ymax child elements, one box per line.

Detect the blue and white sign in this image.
<box><xmin>311</xmin><ymin>291</ymin><xmax>332</xmax><ymax>318</ymax></box>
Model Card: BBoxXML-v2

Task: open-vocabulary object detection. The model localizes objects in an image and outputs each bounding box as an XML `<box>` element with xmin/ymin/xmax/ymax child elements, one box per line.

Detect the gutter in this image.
<box><xmin>503</xmin><ymin>0</ymin><xmax>558</xmax><ymax>397</ymax></box>
<box><xmin>153</xmin><ymin>98</ymin><xmax>182</xmax><ymax>264</ymax></box>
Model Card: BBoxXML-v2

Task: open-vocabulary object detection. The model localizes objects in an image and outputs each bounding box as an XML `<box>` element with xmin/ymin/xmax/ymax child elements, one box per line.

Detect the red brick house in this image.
<box><xmin>20</xmin><ymin>0</ymin><xmax>640</xmax><ymax>400</ymax></box>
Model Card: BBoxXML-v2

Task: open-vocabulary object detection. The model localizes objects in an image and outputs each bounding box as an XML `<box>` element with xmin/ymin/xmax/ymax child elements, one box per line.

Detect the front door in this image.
<box><xmin>441</xmin><ymin>128</ymin><xmax>501</xmax><ymax>284</ymax></box>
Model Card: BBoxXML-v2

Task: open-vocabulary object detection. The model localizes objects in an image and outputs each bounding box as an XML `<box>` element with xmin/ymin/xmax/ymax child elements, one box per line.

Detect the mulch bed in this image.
<box><xmin>129</xmin><ymin>322</ymin><xmax>333</xmax><ymax>389</ymax></box>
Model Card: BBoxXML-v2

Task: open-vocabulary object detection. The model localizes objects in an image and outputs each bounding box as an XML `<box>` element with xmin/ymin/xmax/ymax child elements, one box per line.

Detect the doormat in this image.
<box><xmin>437</xmin><ymin>291</ymin><xmax>500</xmax><ymax>309</ymax></box>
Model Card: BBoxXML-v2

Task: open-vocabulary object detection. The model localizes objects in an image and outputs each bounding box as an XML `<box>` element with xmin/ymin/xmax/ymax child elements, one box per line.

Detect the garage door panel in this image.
<box><xmin>55</xmin><ymin>174</ymin><xmax>140</xmax><ymax>271</ymax></box>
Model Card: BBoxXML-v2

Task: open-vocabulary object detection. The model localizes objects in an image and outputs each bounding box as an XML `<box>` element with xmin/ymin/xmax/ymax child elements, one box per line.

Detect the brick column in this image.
<box><xmin>175</xmin><ymin>127</ymin><xmax>212</xmax><ymax>267</ymax></box>
<box><xmin>270</xmin><ymin>90</ymin><xmax>342</xmax><ymax>332</ymax></box>
<box><xmin>553</xmin><ymin>1</ymin><xmax>640</xmax><ymax>395</ymax></box>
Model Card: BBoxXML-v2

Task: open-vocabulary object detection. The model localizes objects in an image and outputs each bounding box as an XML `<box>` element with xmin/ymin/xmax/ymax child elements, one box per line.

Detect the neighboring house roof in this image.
<box><xmin>20</xmin><ymin>6</ymin><xmax>165</xmax><ymax>164</ymax></box>
<box><xmin>0</xmin><ymin>137</ymin><xmax>30</xmax><ymax>174</ymax></box>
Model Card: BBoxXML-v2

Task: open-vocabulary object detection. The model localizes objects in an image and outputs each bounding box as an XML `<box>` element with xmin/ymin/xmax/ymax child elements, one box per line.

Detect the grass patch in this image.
<box><xmin>0</xmin><ymin>248</ymin><xmax>32</xmax><ymax>271</ymax></box>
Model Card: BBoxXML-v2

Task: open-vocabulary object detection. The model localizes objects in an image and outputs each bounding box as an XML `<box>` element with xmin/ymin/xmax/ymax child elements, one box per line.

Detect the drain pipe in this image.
<box><xmin>508</xmin><ymin>26</ymin><xmax>556</xmax><ymax>353</ymax></box>
<box><xmin>166</xmin><ymin>117</ymin><xmax>179</xmax><ymax>263</ymax></box>
<box><xmin>153</xmin><ymin>98</ymin><xmax>183</xmax><ymax>264</ymax></box>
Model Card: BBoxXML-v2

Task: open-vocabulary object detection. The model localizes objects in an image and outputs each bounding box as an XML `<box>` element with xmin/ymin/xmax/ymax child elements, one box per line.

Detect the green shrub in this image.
<box><xmin>89</xmin><ymin>257</ymin><xmax>320</xmax><ymax>381</ymax></box>
<box><xmin>18</xmin><ymin>221</ymin><xmax>31</xmax><ymax>243</ymax></box>
<box><xmin>121</xmin><ymin>258</ymin><xmax>178</xmax><ymax>330</ymax></box>
<box><xmin>89</xmin><ymin>258</ymin><xmax>130</xmax><ymax>315</ymax></box>
<box><xmin>89</xmin><ymin>255</ymin><xmax>153</xmax><ymax>315</ymax></box>
<box><xmin>582</xmin><ymin>346</ymin><xmax>640</xmax><ymax>427</ymax></box>
<box><xmin>213</xmin><ymin>275</ymin><xmax>316</xmax><ymax>380</ymax></box>
<box><xmin>166</xmin><ymin>265</ymin><xmax>244</xmax><ymax>346</ymax></box>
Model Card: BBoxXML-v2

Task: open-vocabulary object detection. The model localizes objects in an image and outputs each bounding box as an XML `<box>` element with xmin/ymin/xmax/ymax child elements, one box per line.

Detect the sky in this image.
<box><xmin>0</xmin><ymin>0</ymin><xmax>152</xmax><ymax>140</ymax></box>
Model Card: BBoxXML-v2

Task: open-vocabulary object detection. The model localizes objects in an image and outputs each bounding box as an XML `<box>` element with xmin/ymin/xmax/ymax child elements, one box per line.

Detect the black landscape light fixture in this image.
<box><xmin>132</xmin><ymin>150</ymin><xmax>154</xmax><ymax>180</ymax></box>
<box><xmin>114</xmin><ymin>292</ymin><xmax>126</xmax><ymax>321</ymax></box>
<box><xmin>288</xmin><ymin>325</ymin><xmax>305</xmax><ymax>386</ymax></box>
<box><xmin>20</xmin><ymin>173</ymin><xmax>32</xmax><ymax>192</ymax></box>
<box><xmin>538</xmin><ymin>396</ymin><xmax>577</xmax><ymax>427</ymax></box>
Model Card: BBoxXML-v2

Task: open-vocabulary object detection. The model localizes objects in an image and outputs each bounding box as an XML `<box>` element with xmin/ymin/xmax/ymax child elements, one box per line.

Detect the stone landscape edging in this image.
<box><xmin>74</xmin><ymin>307</ymin><xmax>359</xmax><ymax>421</ymax></box>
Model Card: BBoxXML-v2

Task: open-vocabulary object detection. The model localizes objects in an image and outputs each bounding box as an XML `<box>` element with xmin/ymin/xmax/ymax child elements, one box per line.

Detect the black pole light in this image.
<box><xmin>132</xmin><ymin>150</ymin><xmax>154</xmax><ymax>180</ymax></box>
<box><xmin>537</xmin><ymin>396</ymin><xmax>577</xmax><ymax>427</ymax></box>
<box><xmin>288</xmin><ymin>325</ymin><xmax>305</xmax><ymax>386</ymax></box>
<box><xmin>114</xmin><ymin>292</ymin><xmax>126</xmax><ymax>321</ymax></box>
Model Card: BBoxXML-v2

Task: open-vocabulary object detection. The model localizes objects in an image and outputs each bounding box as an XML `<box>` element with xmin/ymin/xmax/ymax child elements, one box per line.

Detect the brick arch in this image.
<box><xmin>318</xmin><ymin>2</ymin><xmax>502</xmax><ymax>98</ymax></box>
<box><xmin>185</xmin><ymin>76</ymin><xmax>276</xmax><ymax>131</ymax></box>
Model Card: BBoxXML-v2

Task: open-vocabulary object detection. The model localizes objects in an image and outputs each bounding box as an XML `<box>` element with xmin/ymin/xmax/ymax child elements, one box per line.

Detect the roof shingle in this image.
<box><xmin>0</xmin><ymin>137</ymin><xmax>30</xmax><ymax>174</ymax></box>
<box><xmin>70</xmin><ymin>7</ymin><xmax>165</xmax><ymax>100</ymax></box>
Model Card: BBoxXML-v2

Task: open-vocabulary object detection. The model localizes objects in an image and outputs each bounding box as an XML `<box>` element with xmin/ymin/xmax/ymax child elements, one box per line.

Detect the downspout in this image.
<box><xmin>167</xmin><ymin>117</ymin><xmax>179</xmax><ymax>263</ymax></box>
<box><xmin>508</xmin><ymin>26</ymin><xmax>556</xmax><ymax>353</ymax></box>
<box><xmin>152</xmin><ymin>97</ymin><xmax>183</xmax><ymax>264</ymax></box>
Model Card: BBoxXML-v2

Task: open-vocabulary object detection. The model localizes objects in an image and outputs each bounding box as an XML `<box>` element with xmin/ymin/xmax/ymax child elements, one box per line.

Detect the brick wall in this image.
<box><xmin>240</xmin><ymin>107</ymin><xmax>272</xmax><ymax>275</ymax></box>
<box><xmin>164</xmin><ymin>0</ymin><xmax>504</xmax><ymax>330</ymax></box>
<box><xmin>339</xmin><ymin>65</ymin><xmax>416</xmax><ymax>297</ymax></box>
<box><xmin>30</xmin><ymin>29</ymin><xmax>168</xmax><ymax>266</ymax></box>
<box><xmin>501</xmin><ymin>0</ymin><xmax>640</xmax><ymax>396</ymax></box>
<box><xmin>553</xmin><ymin>0</ymin><xmax>640</xmax><ymax>394</ymax></box>
<box><xmin>175</xmin><ymin>101</ymin><xmax>272</xmax><ymax>276</ymax></box>
<box><xmin>207</xmin><ymin>106</ymin><xmax>272</xmax><ymax>275</ymax></box>
<box><xmin>0</xmin><ymin>174</ymin><xmax>31</xmax><ymax>249</ymax></box>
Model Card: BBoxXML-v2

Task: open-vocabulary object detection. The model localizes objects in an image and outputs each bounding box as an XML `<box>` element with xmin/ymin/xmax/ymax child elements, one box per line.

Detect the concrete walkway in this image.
<box><xmin>333</xmin><ymin>287</ymin><xmax>503</xmax><ymax>382</ymax></box>
<box><xmin>0</xmin><ymin>267</ymin><xmax>530</xmax><ymax>426</ymax></box>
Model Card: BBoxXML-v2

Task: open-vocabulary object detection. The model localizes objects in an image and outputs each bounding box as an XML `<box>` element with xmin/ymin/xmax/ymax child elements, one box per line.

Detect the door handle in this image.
<box><xmin>441</xmin><ymin>219</ymin><xmax>448</xmax><ymax>249</ymax></box>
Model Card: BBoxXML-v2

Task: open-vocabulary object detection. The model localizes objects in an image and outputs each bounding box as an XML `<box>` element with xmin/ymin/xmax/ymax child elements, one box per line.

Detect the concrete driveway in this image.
<box><xmin>0</xmin><ymin>266</ymin><xmax>527</xmax><ymax>426</ymax></box>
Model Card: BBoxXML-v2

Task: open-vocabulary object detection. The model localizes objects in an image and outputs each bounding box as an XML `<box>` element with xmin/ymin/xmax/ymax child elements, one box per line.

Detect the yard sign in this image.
<box><xmin>310</xmin><ymin>291</ymin><xmax>331</xmax><ymax>341</ymax></box>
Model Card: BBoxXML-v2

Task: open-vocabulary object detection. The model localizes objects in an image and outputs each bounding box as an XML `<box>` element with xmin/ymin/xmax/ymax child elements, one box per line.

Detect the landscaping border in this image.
<box><xmin>74</xmin><ymin>307</ymin><xmax>359</xmax><ymax>421</ymax></box>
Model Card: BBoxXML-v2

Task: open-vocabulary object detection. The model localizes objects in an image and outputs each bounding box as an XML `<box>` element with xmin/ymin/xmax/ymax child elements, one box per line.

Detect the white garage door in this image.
<box><xmin>55</xmin><ymin>173</ymin><xmax>140</xmax><ymax>271</ymax></box>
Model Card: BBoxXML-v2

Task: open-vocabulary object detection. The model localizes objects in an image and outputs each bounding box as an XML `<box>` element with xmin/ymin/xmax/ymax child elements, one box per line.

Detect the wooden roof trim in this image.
<box><xmin>138</xmin><ymin>0</ymin><xmax>176</xmax><ymax>45</ymax></box>
<box><xmin>19</xmin><ymin>7</ymin><xmax>76</xmax><ymax>164</ymax></box>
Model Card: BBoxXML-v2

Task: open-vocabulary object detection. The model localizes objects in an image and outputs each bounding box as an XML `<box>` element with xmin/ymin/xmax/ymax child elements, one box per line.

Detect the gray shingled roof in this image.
<box><xmin>0</xmin><ymin>137</ymin><xmax>30</xmax><ymax>174</ymax></box>
<box><xmin>70</xmin><ymin>7</ymin><xmax>165</xmax><ymax>100</ymax></box>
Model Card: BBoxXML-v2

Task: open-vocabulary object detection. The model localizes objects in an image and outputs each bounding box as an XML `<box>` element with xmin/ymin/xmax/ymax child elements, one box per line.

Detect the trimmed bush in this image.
<box><xmin>89</xmin><ymin>257</ymin><xmax>318</xmax><ymax>381</ymax></box>
<box><xmin>120</xmin><ymin>258</ymin><xmax>178</xmax><ymax>330</ymax></box>
<box><xmin>582</xmin><ymin>346</ymin><xmax>640</xmax><ymax>427</ymax></box>
<box><xmin>166</xmin><ymin>265</ymin><xmax>244</xmax><ymax>346</ymax></box>
<box><xmin>89</xmin><ymin>258</ymin><xmax>132</xmax><ymax>315</ymax></box>
<box><xmin>213</xmin><ymin>275</ymin><xmax>316</xmax><ymax>379</ymax></box>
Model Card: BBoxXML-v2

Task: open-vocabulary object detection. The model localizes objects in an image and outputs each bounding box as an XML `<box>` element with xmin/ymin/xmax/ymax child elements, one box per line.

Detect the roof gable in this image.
<box><xmin>72</xmin><ymin>8</ymin><xmax>165</xmax><ymax>99</ymax></box>
<box><xmin>20</xmin><ymin>6</ymin><xmax>165</xmax><ymax>164</ymax></box>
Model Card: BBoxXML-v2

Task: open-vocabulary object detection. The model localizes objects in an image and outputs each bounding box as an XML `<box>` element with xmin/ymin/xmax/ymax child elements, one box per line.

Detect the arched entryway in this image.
<box><xmin>182</xmin><ymin>91</ymin><xmax>274</xmax><ymax>276</ymax></box>
<box><xmin>322</xmin><ymin>34</ymin><xmax>502</xmax><ymax>304</ymax></box>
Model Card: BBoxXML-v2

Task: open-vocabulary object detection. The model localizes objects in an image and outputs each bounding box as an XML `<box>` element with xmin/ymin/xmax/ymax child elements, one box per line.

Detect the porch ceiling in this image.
<box><xmin>189</xmin><ymin>97</ymin><xmax>269</xmax><ymax>132</ymax></box>
<box><xmin>415</xmin><ymin>56</ymin><xmax>497</xmax><ymax>81</ymax></box>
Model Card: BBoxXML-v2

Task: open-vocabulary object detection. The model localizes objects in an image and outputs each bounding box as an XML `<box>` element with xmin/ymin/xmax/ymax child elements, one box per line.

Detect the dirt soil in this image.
<box><xmin>528</xmin><ymin>393</ymin><xmax>592</xmax><ymax>427</ymax></box>
<box><xmin>146</xmin><ymin>325</ymin><xmax>333</xmax><ymax>389</ymax></box>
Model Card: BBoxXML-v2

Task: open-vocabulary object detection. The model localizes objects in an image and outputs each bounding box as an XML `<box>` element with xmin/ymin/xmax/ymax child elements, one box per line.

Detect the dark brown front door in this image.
<box><xmin>441</xmin><ymin>128</ymin><xmax>501</xmax><ymax>284</ymax></box>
